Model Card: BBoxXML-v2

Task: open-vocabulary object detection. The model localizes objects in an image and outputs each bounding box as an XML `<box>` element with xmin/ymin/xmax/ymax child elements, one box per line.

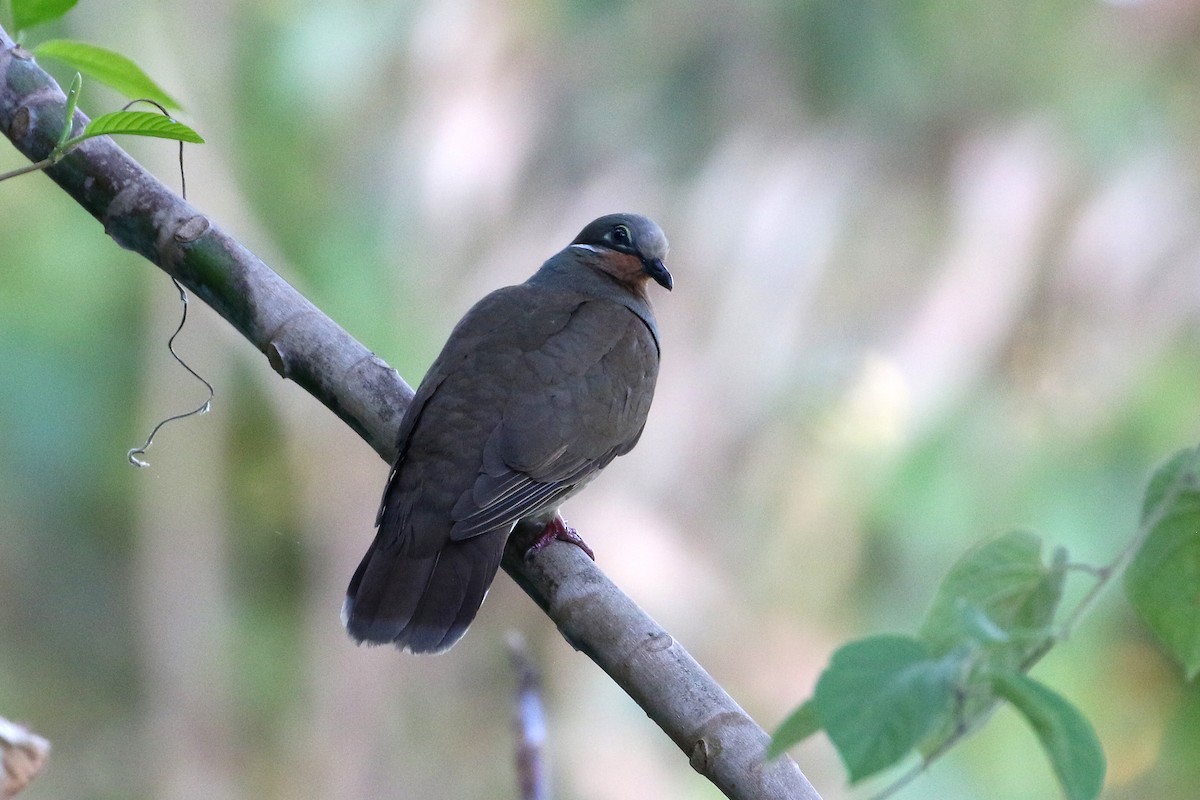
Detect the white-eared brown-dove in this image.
<box><xmin>343</xmin><ymin>213</ymin><xmax>672</xmax><ymax>653</ymax></box>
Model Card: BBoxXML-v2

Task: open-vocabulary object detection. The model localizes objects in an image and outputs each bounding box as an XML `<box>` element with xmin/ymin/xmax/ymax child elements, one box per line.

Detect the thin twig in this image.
<box><xmin>123</xmin><ymin>98</ymin><xmax>211</xmax><ymax>468</ymax></box>
<box><xmin>508</xmin><ymin>633</ymin><xmax>550</xmax><ymax>800</ymax></box>
<box><xmin>127</xmin><ymin>276</ymin><xmax>214</xmax><ymax>467</ymax></box>
<box><xmin>1022</xmin><ymin>446</ymin><xmax>1199</xmax><ymax>668</ymax></box>
<box><xmin>0</xmin><ymin>157</ymin><xmax>51</xmax><ymax>181</ymax></box>
<box><xmin>119</xmin><ymin>98</ymin><xmax>187</xmax><ymax>198</ymax></box>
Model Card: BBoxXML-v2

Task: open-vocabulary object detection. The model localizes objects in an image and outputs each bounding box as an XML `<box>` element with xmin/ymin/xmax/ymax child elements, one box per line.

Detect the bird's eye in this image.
<box><xmin>611</xmin><ymin>225</ymin><xmax>631</xmax><ymax>246</ymax></box>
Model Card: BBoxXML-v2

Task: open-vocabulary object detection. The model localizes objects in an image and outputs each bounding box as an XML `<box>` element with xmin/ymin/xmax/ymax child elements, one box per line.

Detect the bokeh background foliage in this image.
<box><xmin>3</xmin><ymin>0</ymin><xmax>1200</xmax><ymax>798</ymax></box>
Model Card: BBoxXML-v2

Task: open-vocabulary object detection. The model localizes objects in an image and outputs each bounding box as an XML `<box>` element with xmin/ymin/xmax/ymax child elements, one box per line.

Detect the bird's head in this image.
<box><xmin>570</xmin><ymin>213</ymin><xmax>673</xmax><ymax>292</ymax></box>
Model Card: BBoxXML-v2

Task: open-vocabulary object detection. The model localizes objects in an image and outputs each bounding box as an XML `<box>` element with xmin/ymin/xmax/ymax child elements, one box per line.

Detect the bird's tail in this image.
<box><xmin>342</xmin><ymin>532</ymin><xmax>505</xmax><ymax>654</ymax></box>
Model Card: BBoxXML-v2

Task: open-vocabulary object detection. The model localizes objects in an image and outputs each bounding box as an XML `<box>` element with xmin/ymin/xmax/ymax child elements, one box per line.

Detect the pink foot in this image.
<box><xmin>524</xmin><ymin>515</ymin><xmax>595</xmax><ymax>561</ymax></box>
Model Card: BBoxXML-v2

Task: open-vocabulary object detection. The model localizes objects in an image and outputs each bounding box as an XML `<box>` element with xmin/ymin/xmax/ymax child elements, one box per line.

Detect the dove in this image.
<box><xmin>343</xmin><ymin>213</ymin><xmax>672</xmax><ymax>653</ymax></box>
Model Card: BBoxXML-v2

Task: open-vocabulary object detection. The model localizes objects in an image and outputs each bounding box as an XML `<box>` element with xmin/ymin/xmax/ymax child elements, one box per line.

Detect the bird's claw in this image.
<box><xmin>524</xmin><ymin>515</ymin><xmax>595</xmax><ymax>561</ymax></box>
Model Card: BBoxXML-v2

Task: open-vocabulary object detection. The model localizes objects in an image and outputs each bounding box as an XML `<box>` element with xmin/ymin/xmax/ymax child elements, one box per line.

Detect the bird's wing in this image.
<box><xmin>372</xmin><ymin>285</ymin><xmax>581</xmax><ymax>557</ymax></box>
<box><xmin>348</xmin><ymin>284</ymin><xmax>580</xmax><ymax>649</ymax></box>
<box><xmin>447</xmin><ymin>297</ymin><xmax>660</xmax><ymax>540</ymax></box>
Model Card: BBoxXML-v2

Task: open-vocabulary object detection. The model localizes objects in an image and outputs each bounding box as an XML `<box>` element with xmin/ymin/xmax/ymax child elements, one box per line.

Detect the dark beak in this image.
<box><xmin>643</xmin><ymin>258</ymin><xmax>673</xmax><ymax>291</ymax></box>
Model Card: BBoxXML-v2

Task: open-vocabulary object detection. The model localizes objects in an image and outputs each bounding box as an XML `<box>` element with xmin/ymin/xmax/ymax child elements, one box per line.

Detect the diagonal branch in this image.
<box><xmin>0</xmin><ymin>28</ymin><xmax>820</xmax><ymax>800</ymax></box>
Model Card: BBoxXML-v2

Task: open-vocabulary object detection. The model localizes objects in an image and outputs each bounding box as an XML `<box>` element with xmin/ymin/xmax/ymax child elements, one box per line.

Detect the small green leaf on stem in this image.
<box><xmin>813</xmin><ymin>635</ymin><xmax>959</xmax><ymax>782</ymax></box>
<box><xmin>767</xmin><ymin>699</ymin><xmax>821</xmax><ymax>759</ymax></box>
<box><xmin>1138</xmin><ymin>446</ymin><xmax>1200</xmax><ymax>522</ymax></box>
<box><xmin>76</xmin><ymin>111</ymin><xmax>204</xmax><ymax>145</ymax></box>
<box><xmin>920</xmin><ymin>530</ymin><xmax>1065</xmax><ymax>662</ymax></box>
<box><xmin>55</xmin><ymin>71</ymin><xmax>82</xmax><ymax>151</ymax></box>
<box><xmin>1125</xmin><ymin>446</ymin><xmax>1200</xmax><ymax>678</ymax></box>
<box><xmin>993</xmin><ymin>671</ymin><xmax>1105</xmax><ymax>800</ymax></box>
<box><xmin>12</xmin><ymin>0</ymin><xmax>78</xmax><ymax>32</ymax></box>
<box><xmin>33</xmin><ymin>40</ymin><xmax>181</xmax><ymax>109</ymax></box>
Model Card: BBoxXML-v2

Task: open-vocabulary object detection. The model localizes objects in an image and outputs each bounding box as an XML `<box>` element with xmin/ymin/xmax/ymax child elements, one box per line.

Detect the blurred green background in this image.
<box><xmin>3</xmin><ymin>0</ymin><xmax>1200</xmax><ymax>798</ymax></box>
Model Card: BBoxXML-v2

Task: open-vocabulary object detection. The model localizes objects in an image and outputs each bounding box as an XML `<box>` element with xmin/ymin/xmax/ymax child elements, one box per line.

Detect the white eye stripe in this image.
<box><xmin>571</xmin><ymin>244</ymin><xmax>602</xmax><ymax>253</ymax></box>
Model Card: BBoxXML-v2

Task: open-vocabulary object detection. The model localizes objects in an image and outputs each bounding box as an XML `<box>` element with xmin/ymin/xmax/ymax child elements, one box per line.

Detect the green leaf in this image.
<box><xmin>12</xmin><ymin>0</ymin><xmax>78</xmax><ymax>32</ymax></box>
<box><xmin>1125</xmin><ymin>446</ymin><xmax>1200</xmax><ymax>678</ymax></box>
<box><xmin>77</xmin><ymin>111</ymin><xmax>204</xmax><ymax>145</ymax></box>
<box><xmin>920</xmin><ymin>530</ymin><xmax>1066</xmax><ymax>661</ymax></box>
<box><xmin>768</xmin><ymin>700</ymin><xmax>821</xmax><ymax>759</ymax></box>
<box><xmin>33</xmin><ymin>40</ymin><xmax>181</xmax><ymax>109</ymax></box>
<box><xmin>55</xmin><ymin>72</ymin><xmax>82</xmax><ymax>150</ymax></box>
<box><xmin>993</xmin><ymin>671</ymin><xmax>1105</xmax><ymax>800</ymax></box>
<box><xmin>813</xmin><ymin>635</ymin><xmax>959</xmax><ymax>782</ymax></box>
<box><xmin>1139</xmin><ymin>446</ymin><xmax>1200</xmax><ymax>521</ymax></box>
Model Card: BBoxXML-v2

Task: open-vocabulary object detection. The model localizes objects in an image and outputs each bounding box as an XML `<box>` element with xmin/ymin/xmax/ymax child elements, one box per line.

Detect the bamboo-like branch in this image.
<box><xmin>0</xmin><ymin>28</ymin><xmax>820</xmax><ymax>800</ymax></box>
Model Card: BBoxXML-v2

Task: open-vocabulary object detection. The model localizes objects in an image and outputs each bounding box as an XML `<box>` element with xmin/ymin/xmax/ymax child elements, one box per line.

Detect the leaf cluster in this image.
<box><xmin>771</xmin><ymin>445</ymin><xmax>1200</xmax><ymax>800</ymax></box>
<box><xmin>2</xmin><ymin>0</ymin><xmax>202</xmax><ymax>181</ymax></box>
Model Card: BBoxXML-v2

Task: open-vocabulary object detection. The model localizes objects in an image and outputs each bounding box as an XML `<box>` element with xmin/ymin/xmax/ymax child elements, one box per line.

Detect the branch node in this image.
<box><xmin>266</xmin><ymin>341</ymin><xmax>287</xmax><ymax>377</ymax></box>
<box><xmin>174</xmin><ymin>214</ymin><xmax>209</xmax><ymax>243</ymax></box>
<box><xmin>689</xmin><ymin>737</ymin><xmax>714</xmax><ymax>772</ymax></box>
<box><xmin>262</xmin><ymin>308</ymin><xmax>323</xmax><ymax>379</ymax></box>
<box><xmin>10</xmin><ymin>106</ymin><xmax>29</xmax><ymax>139</ymax></box>
<box><xmin>641</xmin><ymin>630</ymin><xmax>674</xmax><ymax>654</ymax></box>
